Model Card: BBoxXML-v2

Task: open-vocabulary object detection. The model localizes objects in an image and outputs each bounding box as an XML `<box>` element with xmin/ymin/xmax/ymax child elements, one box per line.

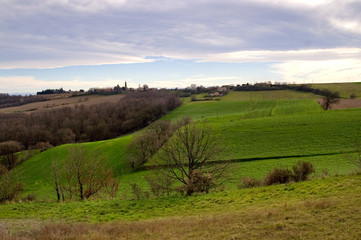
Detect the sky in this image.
<box><xmin>1</xmin><ymin>0</ymin><xmax>361</xmax><ymax>94</ymax></box>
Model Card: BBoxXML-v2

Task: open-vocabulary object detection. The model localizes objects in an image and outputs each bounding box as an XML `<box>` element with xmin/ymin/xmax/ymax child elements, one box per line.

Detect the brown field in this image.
<box><xmin>0</xmin><ymin>94</ymin><xmax>125</xmax><ymax>114</ymax></box>
<box><xmin>329</xmin><ymin>98</ymin><xmax>361</xmax><ymax>110</ymax></box>
<box><xmin>317</xmin><ymin>98</ymin><xmax>361</xmax><ymax>110</ymax></box>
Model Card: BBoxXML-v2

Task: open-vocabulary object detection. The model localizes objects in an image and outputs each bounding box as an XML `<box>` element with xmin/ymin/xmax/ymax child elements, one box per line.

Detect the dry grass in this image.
<box><xmin>2</xmin><ymin>196</ymin><xmax>361</xmax><ymax>240</ymax></box>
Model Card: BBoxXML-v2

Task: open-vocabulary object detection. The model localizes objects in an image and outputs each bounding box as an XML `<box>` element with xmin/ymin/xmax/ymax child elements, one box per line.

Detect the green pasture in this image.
<box><xmin>222</xmin><ymin>90</ymin><xmax>321</xmax><ymax>101</ymax></box>
<box><xmin>311</xmin><ymin>82</ymin><xmax>361</xmax><ymax>98</ymax></box>
<box><xmin>13</xmin><ymin>135</ymin><xmax>133</xmax><ymax>200</ymax></box>
<box><xmin>9</xmin><ymin>89</ymin><xmax>361</xmax><ymax>201</ymax></box>
<box><xmin>1</xmin><ymin>174</ymin><xmax>360</xmax><ymax>223</ymax></box>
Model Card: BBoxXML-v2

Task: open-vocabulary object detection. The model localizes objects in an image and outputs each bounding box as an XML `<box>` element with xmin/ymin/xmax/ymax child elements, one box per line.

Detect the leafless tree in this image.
<box><xmin>154</xmin><ymin>121</ymin><xmax>227</xmax><ymax>196</ymax></box>
<box><xmin>52</xmin><ymin>145</ymin><xmax>114</xmax><ymax>201</ymax></box>
<box><xmin>0</xmin><ymin>168</ymin><xmax>24</xmax><ymax>203</ymax></box>
<box><xmin>51</xmin><ymin>160</ymin><xmax>64</xmax><ymax>202</ymax></box>
<box><xmin>0</xmin><ymin>141</ymin><xmax>23</xmax><ymax>170</ymax></box>
<box><xmin>321</xmin><ymin>90</ymin><xmax>340</xmax><ymax>110</ymax></box>
<box><xmin>127</xmin><ymin>119</ymin><xmax>188</xmax><ymax>171</ymax></box>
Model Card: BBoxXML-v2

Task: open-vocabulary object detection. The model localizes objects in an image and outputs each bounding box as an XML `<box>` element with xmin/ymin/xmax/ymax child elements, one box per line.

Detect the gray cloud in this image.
<box><xmin>0</xmin><ymin>0</ymin><xmax>360</xmax><ymax>68</ymax></box>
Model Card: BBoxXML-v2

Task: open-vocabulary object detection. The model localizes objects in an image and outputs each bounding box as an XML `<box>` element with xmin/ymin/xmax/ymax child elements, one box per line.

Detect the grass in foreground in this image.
<box><xmin>1</xmin><ymin>174</ymin><xmax>361</xmax><ymax>239</ymax></box>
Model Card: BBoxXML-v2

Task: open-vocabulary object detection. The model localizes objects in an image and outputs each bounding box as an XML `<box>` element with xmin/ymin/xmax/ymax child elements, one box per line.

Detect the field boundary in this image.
<box><xmin>139</xmin><ymin>151</ymin><xmax>354</xmax><ymax>171</ymax></box>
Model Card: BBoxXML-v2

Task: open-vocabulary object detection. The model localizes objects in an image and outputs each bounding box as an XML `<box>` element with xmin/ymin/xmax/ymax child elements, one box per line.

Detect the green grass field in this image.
<box><xmin>9</xmin><ymin>90</ymin><xmax>361</xmax><ymax>201</ymax></box>
<box><xmin>311</xmin><ymin>82</ymin><xmax>361</xmax><ymax>98</ymax></box>
<box><xmin>1</xmin><ymin>174</ymin><xmax>361</xmax><ymax>239</ymax></box>
<box><xmin>2</xmin><ymin>87</ymin><xmax>361</xmax><ymax>239</ymax></box>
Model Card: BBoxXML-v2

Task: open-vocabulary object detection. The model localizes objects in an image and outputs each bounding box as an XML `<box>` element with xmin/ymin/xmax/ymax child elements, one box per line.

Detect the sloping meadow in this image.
<box><xmin>9</xmin><ymin>90</ymin><xmax>361</xmax><ymax>200</ymax></box>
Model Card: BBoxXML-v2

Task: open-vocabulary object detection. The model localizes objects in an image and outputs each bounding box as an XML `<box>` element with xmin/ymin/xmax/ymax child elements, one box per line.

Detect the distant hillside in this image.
<box><xmin>310</xmin><ymin>82</ymin><xmax>361</xmax><ymax>98</ymax></box>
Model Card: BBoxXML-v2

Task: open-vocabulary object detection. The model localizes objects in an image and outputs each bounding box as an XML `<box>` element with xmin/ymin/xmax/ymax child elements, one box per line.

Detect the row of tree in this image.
<box><xmin>0</xmin><ymin>91</ymin><xmax>181</xmax><ymax>149</ymax></box>
<box><xmin>0</xmin><ymin>93</ymin><xmax>46</xmax><ymax>109</ymax></box>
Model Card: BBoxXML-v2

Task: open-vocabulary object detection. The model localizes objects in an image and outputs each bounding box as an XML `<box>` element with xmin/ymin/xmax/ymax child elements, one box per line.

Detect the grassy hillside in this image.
<box><xmin>310</xmin><ymin>82</ymin><xmax>361</xmax><ymax>98</ymax></box>
<box><xmin>2</xmin><ymin>87</ymin><xmax>361</xmax><ymax>239</ymax></box>
<box><xmin>9</xmin><ymin>90</ymin><xmax>361</xmax><ymax>200</ymax></box>
<box><xmin>1</xmin><ymin>174</ymin><xmax>361</xmax><ymax>239</ymax></box>
<box><xmin>13</xmin><ymin>135</ymin><xmax>133</xmax><ymax>199</ymax></box>
<box><xmin>1</xmin><ymin>174</ymin><xmax>360</xmax><ymax>222</ymax></box>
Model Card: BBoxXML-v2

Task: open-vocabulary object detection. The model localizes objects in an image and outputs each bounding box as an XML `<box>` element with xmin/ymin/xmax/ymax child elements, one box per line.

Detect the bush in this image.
<box><xmin>239</xmin><ymin>177</ymin><xmax>262</xmax><ymax>189</ymax></box>
<box><xmin>0</xmin><ymin>171</ymin><xmax>24</xmax><ymax>203</ymax></box>
<box><xmin>263</xmin><ymin>168</ymin><xmax>293</xmax><ymax>186</ymax></box>
<box><xmin>292</xmin><ymin>161</ymin><xmax>315</xmax><ymax>182</ymax></box>
<box><xmin>23</xmin><ymin>193</ymin><xmax>36</xmax><ymax>202</ymax></box>
<box><xmin>144</xmin><ymin>174</ymin><xmax>174</xmax><ymax>197</ymax></box>
<box><xmin>130</xmin><ymin>183</ymin><xmax>150</xmax><ymax>200</ymax></box>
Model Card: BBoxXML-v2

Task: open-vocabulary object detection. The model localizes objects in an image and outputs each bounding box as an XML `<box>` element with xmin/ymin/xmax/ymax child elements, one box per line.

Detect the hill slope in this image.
<box><xmin>11</xmin><ymin>90</ymin><xmax>361</xmax><ymax>199</ymax></box>
<box><xmin>1</xmin><ymin>174</ymin><xmax>361</xmax><ymax>239</ymax></box>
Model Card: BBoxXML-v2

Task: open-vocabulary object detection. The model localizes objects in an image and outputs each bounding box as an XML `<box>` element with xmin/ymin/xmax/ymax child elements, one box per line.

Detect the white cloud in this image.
<box><xmin>330</xmin><ymin>18</ymin><xmax>361</xmax><ymax>34</ymax></box>
<box><xmin>0</xmin><ymin>76</ymin><xmax>129</xmax><ymax>94</ymax></box>
<box><xmin>272</xmin><ymin>59</ymin><xmax>361</xmax><ymax>83</ymax></box>
<box><xmin>202</xmin><ymin>48</ymin><xmax>361</xmax><ymax>63</ymax></box>
<box><xmin>152</xmin><ymin>76</ymin><xmax>244</xmax><ymax>88</ymax></box>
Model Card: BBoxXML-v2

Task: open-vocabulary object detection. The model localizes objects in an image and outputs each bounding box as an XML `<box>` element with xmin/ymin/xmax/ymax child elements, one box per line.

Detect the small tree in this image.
<box><xmin>321</xmin><ymin>90</ymin><xmax>340</xmax><ymax>110</ymax></box>
<box><xmin>127</xmin><ymin>131</ymin><xmax>158</xmax><ymax>171</ymax></box>
<box><xmin>0</xmin><ymin>141</ymin><xmax>23</xmax><ymax>170</ymax></box>
<box><xmin>0</xmin><ymin>169</ymin><xmax>24</xmax><ymax>203</ymax></box>
<box><xmin>156</xmin><ymin>121</ymin><xmax>227</xmax><ymax>196</ymax></box>
<box><xmin>127</xmin><ymin>119</ymin><xmax>189</xmax><ymax>171</ymax></box>
<box><xmin>51</xmin><ymin>160</ymin><xmax>64</xmax><ymax>202</ymax></box>
<box><xmin>52</xmin><ymin>145</ymin><xmax>113</xmax><ymax>201</ymax></box>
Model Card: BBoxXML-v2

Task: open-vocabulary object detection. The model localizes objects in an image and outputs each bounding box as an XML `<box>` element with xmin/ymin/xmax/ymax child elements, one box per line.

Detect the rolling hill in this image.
<box><xmin>10</xmin><ymin>89</ymin><xmax>361</xmax><ymax>200</ymax></box>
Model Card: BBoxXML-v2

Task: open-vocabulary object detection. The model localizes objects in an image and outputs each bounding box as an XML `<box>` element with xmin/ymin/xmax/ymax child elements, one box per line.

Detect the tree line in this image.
<box><xmin>0</xmin><ymin>93</ymin><xmax>46</xmax><ymax>109</ymax></box>
<box><xmin>0</xmin><ymin>90</ymin><xmax>181</xmax><ymax>150</ymax></box>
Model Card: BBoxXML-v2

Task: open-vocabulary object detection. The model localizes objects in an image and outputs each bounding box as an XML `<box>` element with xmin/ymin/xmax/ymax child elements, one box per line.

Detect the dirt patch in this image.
<box><xmin>317</xmin><ymin>98</ymin><xmax>361</xmax><ymax>110</ymax></box>
<box><xmin>330</xmin><ymin>99</ymin><xmax>361</xmax><ymax>110</ymax></box>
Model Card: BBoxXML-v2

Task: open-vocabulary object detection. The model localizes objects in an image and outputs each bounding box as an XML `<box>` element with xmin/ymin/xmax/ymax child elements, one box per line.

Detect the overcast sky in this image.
<box><xmin>1</xmin><ymin>0</ymin><xmax>361</xmax><ymax>94</ymax></box>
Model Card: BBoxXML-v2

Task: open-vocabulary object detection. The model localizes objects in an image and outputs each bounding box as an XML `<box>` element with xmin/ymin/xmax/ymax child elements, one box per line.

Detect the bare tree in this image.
<box><xmin>0</xmin><ymin>168</ymin><xmax>24</xmax><ymax>203</ymax></box>
<box><xmin>51</xmin><ymin>160</ymin><xmax>64</xmax><ymax>202</ymax></box>
<box><xmin>155</xmin><ymin>121</ymin><xmax>227</xmax><ymax>196</ymax></box>
<box><xmin>127</xmin><ymin>120</ymin><xmax>187</xmax><ymax>171</ymax></box>
<box><xmin>52</xmin><ymin>145</ymin><xmax>114</xmax><ymax>201</ymax></box>
<box><xmin>0</xmin><ymin>141</ymin><xmax>23</xmax><ymax>170</ymax></box>
<box><xmin>321</xmin><ymin>90</ymin><xmax>340</xmax><ymax>110</ymax></box>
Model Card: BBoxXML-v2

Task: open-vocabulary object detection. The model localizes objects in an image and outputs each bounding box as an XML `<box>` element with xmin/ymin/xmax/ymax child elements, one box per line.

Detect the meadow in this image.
<box><xmin>1</xmin><ymin>174</ymin><xmax>361</xmax><ymax>239</ymax></box>
<box><xmin>310</xmin><ymin>82</ymin><xmax>361</xmax><ymax>99</ymax></box>
<box><xmin>1</xmin><ymin>86</ymin><xmax>361</xmax><ymax>239</ymax></box>
<box><xmin>7</xmin><ymin>89</ymin><xmax>361</xmax><ymax>200</ymax></box>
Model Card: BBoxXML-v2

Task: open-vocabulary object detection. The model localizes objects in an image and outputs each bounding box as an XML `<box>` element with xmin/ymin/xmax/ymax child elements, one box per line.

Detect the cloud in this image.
<box><xmin>0</xmin><ymin>76</ymin><xmax>129</xmax><ymax>94</ymax></box>
<box><xmin>1</xmin><ymin>0</ymin><xmax>361</xmax><ymax>69</ymax></box>
<box><xmin>152</xmin><ymin>76</ymin><xmax>245</xmax><ymax>88</ymax></box>
<box><xmin>272</xmin><ymin>59</ymin><xmax>361</xmax><ymax>83</ymax></box>
<box><xmin>202</xmin><ymin>48</ymin><xmax>361</xmax><ymax>63</ymax></box>
<box><xmin>1</xmin><ymin>0</ymin><xmax>360</xmax><ymax>92</ymax></box>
